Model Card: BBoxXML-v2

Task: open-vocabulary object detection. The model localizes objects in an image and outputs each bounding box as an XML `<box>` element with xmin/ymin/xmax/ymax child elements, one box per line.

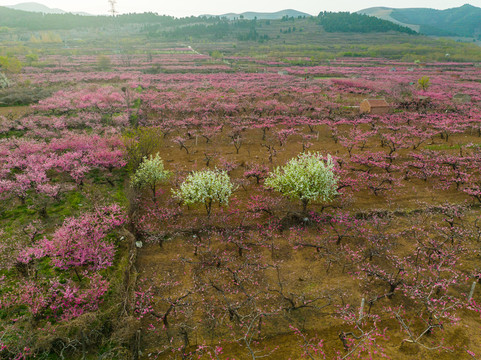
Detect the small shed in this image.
<box><xmin>360</xmin><ymin>99</ymin><xmax>390</xmax><ymax>115</ymax></box>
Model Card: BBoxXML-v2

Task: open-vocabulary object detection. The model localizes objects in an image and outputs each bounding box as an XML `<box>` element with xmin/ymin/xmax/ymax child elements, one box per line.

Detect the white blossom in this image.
<box><xmin>173</xmin><ymin>169</ymin><xmax>234</xmax><ymax>216</ymax></box>
<box><xmin>264</xmin><ymin>152</ymin><xmax>338</xmax><ymax>212</ymax></box>
<box><xmin>131</xmin><ymin>153</ymin><xmax>171</xmax><ymax>200</ymax></box>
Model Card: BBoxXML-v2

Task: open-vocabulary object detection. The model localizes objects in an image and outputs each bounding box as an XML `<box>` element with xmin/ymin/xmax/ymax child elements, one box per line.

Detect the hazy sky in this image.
<box><xmin>3</xmin><ymin>0</ymin><xmax>481</xmax><ymax>17</ymax></box>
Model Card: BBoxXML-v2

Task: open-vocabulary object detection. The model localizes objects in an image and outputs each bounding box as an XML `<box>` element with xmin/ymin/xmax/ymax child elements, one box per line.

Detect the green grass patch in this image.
<box><xmin>0</xmin><ymin>201</ymin><xmax>37</xmax><ymax>229</ymax></box>
<box><xmin>48</xmin><ymin>191</ymin><xmax>86</xmax><ymax>218</ymax></box>
<box><xmin>0</xmin><ymin>129</ymin><xmax>25</xmax><ymax>139</ymax></box>
<box><xmin>424</xmin><ymin>143</ymin><xmax>481</xmax><ymax>151</ymax></box>
<box><xmin>424</xmin><ymin>143</ymin><xmax>463</xmax><ymax>150</ymax></box>
<box><xmin>313</xmin><ymin>74</ymin><xmax>346</xmax><ymax>79</ymax></box>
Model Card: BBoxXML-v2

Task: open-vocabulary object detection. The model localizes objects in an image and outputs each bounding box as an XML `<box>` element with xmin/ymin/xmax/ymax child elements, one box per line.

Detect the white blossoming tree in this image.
<box><xmin>264</xmin><ymin>152</ymin><xmax>338</xmax><ymax>213</ymax></box>
<box><xmin>173</xmin><ymin>169</ymin><xmax>234</xmax><ymax>217</ymax></box>
<box><xmin>131</xmin><ymin>153</ymin><xmax>171</xmax><ymax>201</ymax></box>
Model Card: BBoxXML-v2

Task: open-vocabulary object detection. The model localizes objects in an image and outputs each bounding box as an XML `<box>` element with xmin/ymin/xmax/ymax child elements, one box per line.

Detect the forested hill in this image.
<box><xmin>391</xmin><ymin>4</ymin><xmax>481</xmax><ymax>37</ymax></box>
<box><xmin>318</xmin><ymin>12</ymin><xmax>417</xmax><ymax>34</ymax></box>
<box><xmin>358</xmin><ymin>4</ymin><xmax>481</xmax><ymax>38</ymax></box>
<box><xmin>0</xmin><ymin>6</ymin><xmax>212</xmax><ymax>30</ymax></box>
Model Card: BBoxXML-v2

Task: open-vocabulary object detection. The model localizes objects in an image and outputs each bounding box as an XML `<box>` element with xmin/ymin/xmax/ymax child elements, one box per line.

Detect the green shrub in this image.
<box><xmin>123</xmin><ymin>127</ymin><xmax>163</xmax><ymax>172</ymax></box>
<box><xmin>417</xmin><ymin>76</ymin><xmax>430</xmax><ymax>90</ymax></box>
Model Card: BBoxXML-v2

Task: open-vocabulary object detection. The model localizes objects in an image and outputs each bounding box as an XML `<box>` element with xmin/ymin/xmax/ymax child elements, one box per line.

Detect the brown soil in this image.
<box><xmin>134</xmin><ymin>120</ymin><xmax>481</xmax><ymax>359</ymax></box>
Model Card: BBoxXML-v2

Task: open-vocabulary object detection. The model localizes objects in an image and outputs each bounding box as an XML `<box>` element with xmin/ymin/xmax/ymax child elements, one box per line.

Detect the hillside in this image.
<box><xmin>356</xmin><ymin>7</ymin><xmax>420</xmax><ymax>32</ymax></box>
<box><xmin>358</xmin><ymin>4</ymin><xmax>481</xmax><ymax>38</ymax></box>
<box><xmin>0</xmin><ymin>6</ymin><xmax>414</xmax><ymax>36</ymax></box>
<box><xmin>318</xmin><ymin>12</ymin><xmax>416</xmax><ymax>34</ymax></box>
<box><xmin>0</xmin><ymin>7</ymin><xmax>207</xmax><ymax>30</ymax></box>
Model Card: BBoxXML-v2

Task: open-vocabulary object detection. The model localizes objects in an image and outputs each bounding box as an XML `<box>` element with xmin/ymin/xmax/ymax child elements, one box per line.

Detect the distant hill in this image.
<box><xmin>204</xmin><ymin>9</ymin><xmax>311</xmax><ymax>20</ymax></box>
<box><xmin>357</xmin><ymin>4</ymin><xmax>481</xmax><ymax>38</ymax></box>
<box><xmin>7</xmin><ymin>2</ymin><xmax>65</xmax><ymax>14</ymax></box>
<box><xmin>6</xmin><ymin>2</ymin><xmax>90</xmax><ymax>15</ymax></box>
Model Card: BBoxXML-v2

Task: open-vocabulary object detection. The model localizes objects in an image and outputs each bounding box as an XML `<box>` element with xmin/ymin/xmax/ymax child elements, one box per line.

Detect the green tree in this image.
<box><xmin>417</xmin><ymin>76</ymin><xmax>431</xmax><ymax>90</ymax></box>
<box><xmin>0</xmin><ymin>55</ymin><xmax>22</xmax><ymax>74</ymax></box>
<box><xmin>173</xmin><ymin>169</ymin><xmax>234</xmax><ymax>216</ymax></box>
<box><xmin>131</xmin><ymin>153</ymin><xmax>171</xmax><ymax>202</ymax></box>
<box><xmin>264</xmin><ymin>152</ymin><xmax>338</xmax><ymax>213</ymax></box>
<box><xmin>211</xmin><ymin>50</ymin><xmax>224</xmax><ymax>59</ymax></box>
<box><xmin>25</xmin><ymin>53</ymin><xmax>38</xmax><ymax>66</ymax></box>
<box><xmin>123</xmin><ymin>127</ymin><xmax>163</xmax><ymax>172</ymax></box>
